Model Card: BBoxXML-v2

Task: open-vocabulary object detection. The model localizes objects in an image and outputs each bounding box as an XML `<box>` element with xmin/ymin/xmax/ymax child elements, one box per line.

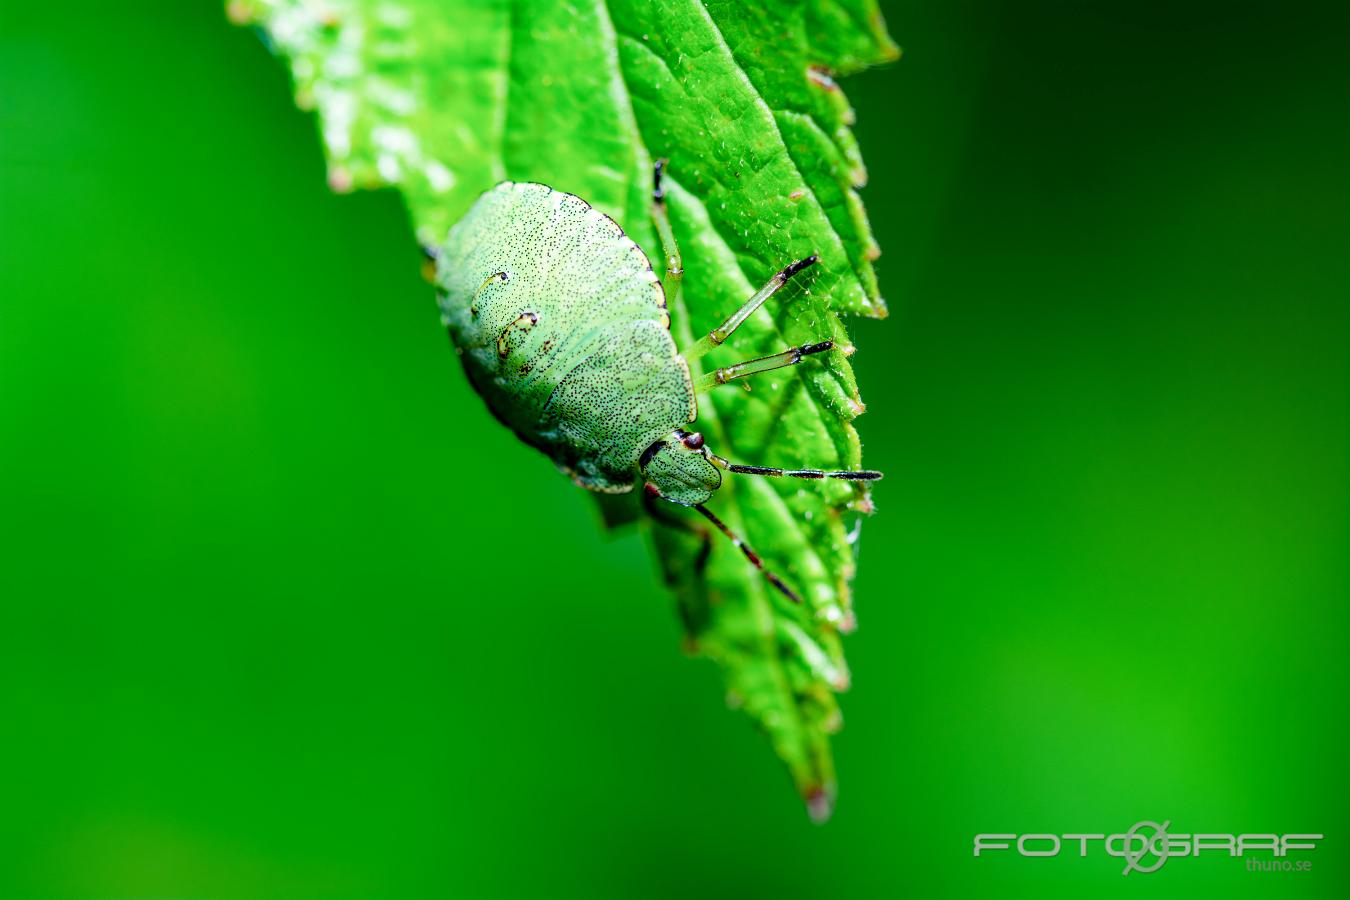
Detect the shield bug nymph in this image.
<box><xmin>433</xmin><ymin>162</ymin><xmax>880</xmax><ymax>602</ymax></box>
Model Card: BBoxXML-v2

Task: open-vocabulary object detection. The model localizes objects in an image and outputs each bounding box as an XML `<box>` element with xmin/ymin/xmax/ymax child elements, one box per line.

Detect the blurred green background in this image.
<box><xmin>2</xmin><ymin>1</ymin><xmax>1346</xmax><ymax>897</ymax></box>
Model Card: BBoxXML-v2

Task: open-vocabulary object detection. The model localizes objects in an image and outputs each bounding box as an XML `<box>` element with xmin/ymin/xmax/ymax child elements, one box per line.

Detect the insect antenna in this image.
<box><xmin>693</xmin><ymin>503</ymin><xmax>802</xmax><ymax>604</ymax></box>
<box><xmin>706</xmin><ymin>450</ymin><xmax>882</xmax><ymax>483</ymax></box>
<box><xmin>728</xmin><ymin>465</ymin><xmax>882</xmax><ymax>481</ymax></box>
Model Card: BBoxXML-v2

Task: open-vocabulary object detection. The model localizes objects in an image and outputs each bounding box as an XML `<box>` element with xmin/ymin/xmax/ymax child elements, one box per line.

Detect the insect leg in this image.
<box><xmin>705</xmin><ymin>450</ymin><xmax>882</xmax><ymax>483</ymax></box>
<box><xmin>693</xmin><ymin>340</ymin><xmax>834</xmax><ymax>392</ymax></box>
<box><xmin>683</xmin><ymin>255</ymin><xmax>819</xmax><ymax>362</ymax></box>
<box><xmin>651</xmin><ymin>159</ymin><xmax>683</xmax><ymax>291</ymax></box>
<box><xmin>419</xmin><ymin>243</ymin><xmax>441</xmax><ymax>284</ymax></box>
<box><xmin>693</xmin><ymin>502</ymin><xmax>802</xmax><ymax>604</ymax></box>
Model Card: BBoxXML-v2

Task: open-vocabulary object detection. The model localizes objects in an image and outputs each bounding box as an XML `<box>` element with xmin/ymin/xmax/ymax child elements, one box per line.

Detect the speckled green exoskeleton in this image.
<box><xmin>433</xmin><ymin>163</ymin><xmax>881</xmax><ymax>602</ymax></box>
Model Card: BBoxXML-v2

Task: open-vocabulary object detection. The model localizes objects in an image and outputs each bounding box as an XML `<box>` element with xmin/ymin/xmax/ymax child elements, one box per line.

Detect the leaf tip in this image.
<box><xmin>850</xmin><ymin>494</ymin><xmax>876</xmax><ymax>517</ymax></box>
<box><xmin>871</xmin><ymin>8</ymin><xmax>904</xmax><ymax>63</ymax></box>
<box><xmin>225</xmin><ymin>0</ymin><xmax>255</xmax><ymax>25</ymax></box>
<box><xmin>805</xmin><ymin>785</ymin><xmax>836</xmax><ymax>824</ymax></box>
<box><xmin>327</xmin><ymin>165</ymin><xmax>354</xmax><ymax>193</ymax></box>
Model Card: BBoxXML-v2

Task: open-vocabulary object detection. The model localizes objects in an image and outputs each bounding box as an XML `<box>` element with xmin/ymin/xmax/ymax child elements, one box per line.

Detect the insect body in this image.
<box><xmin>435</xmin><ymin>165</ymin><xmax>880</xmax><ymax>602</ymax></box>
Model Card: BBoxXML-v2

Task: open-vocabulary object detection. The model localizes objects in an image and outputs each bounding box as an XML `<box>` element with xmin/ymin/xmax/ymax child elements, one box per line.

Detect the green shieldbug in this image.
<box><xmin>433</xmin><ymin>163</ymin><xmax>880</xmax><ymax>602</ymax></box>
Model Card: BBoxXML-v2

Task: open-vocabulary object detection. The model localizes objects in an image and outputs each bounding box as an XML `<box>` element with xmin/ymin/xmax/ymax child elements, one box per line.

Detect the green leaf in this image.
<box><xmin>230</xmin><ymin>0</ymin><xmax>896</xmax><ymax>819</ymax></box>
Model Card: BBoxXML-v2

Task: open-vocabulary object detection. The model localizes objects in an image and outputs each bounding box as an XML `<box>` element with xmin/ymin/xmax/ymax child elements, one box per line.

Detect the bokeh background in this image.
<box><xmin>2</xmin><ymin>1</ymin><xmax>1346</xmax><ymax>897</ymax></box>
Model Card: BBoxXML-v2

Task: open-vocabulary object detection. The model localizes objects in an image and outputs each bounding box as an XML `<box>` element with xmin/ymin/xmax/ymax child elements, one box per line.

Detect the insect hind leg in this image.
<box><xmin>683</xmin><ymin>255</ymin><xmax>819</xmax><ymax>362</ymax></box>
<box><xmin>651</xmin><ymin>160</ymin><xmax>683</xmax><ymax>290</ymax></box>
<box><xmin>693</xmin><ymin>340</ymin><xmax>834</xmax><ymax>392</ymax></box>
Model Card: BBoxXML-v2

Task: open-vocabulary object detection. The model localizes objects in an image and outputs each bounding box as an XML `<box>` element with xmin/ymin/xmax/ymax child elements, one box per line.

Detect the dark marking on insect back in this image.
<box><xmin>470</xmin><ymin>271</ymin><xmax>510</xmax><ymax>318</ymax></box>
<box><xmin>496</xmin><ymin>310</ymin><xmax>539</xmax><ymax>358</ymax></box>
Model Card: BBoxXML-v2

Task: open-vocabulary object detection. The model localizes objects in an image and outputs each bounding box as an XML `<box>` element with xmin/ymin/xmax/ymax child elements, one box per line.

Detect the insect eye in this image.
<box><xmin>682</xmin><ymin>432</ymin><xmax>705</xmax><ymax>450</ymax></box>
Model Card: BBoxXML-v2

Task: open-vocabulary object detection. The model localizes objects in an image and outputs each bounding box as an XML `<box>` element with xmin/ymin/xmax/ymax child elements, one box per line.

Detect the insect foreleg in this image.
<box><xmin>683</xmin><ymin>254</ymin><xmax>819</xmax><ymax>362</ymax></box>
<box><xmin>693</xmin><ymin>340</ymin><xmax>834</xmax><ymax>392</ymax></box>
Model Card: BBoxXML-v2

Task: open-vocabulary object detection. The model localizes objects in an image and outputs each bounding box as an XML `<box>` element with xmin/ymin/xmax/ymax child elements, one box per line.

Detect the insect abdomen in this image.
<box><xmin>436</xmin><ymin>182</ymin><xmax>696</xmax><ymax>492</ymax></box>
<box><xmin>537</xmin><ymin>320</ymin><xmax>694</xmax><ymax>490</ymax></box>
